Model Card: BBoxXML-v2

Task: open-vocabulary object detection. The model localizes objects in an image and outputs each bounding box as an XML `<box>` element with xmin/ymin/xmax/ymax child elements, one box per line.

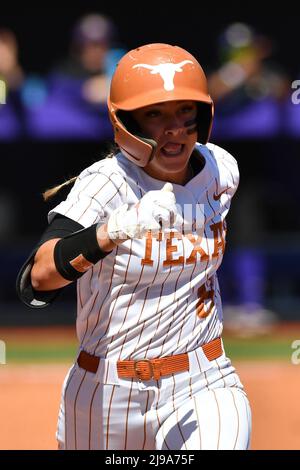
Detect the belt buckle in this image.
<box><xmin>134</xmin><ymin>359</ymin><xmax>154</xmax><ymax>381</ymax></box>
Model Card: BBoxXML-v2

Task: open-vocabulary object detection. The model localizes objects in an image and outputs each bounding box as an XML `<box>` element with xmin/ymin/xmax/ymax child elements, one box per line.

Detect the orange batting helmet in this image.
<box><xmin>108</xmin><ymin>43</ymin><xmax>214</xmax><ymax>167</ymax></box>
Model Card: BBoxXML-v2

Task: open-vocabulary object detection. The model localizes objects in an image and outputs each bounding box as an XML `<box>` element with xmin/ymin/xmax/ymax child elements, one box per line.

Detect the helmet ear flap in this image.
<box><xmin>117</xmin><ymin>110</ymin><xmax>157</xmax><ymax>157</ymax></box>
<box><xmin>114</xmin><ymin>110</ymin><xmax>157</xmax><ymax>166</ymax></box>
<box><xmin>117</xmin><ymin>111</ymin><xmax>141</xmax><ymax>136</ymax></box>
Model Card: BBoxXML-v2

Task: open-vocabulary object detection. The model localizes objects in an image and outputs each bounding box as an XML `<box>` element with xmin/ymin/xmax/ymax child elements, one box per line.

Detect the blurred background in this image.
<box><xmin>1</xmin><ymin>8</ymin><xmax>299</xmax><ymax>328</ymax></box>
<box><xmin>0</xmin><ymin>6</ymin><xmax>300</xmax><ymax>449</ymax></box>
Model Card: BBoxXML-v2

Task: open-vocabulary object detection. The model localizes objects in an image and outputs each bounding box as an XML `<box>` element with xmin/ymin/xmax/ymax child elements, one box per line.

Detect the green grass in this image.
<box><xmin>3</xmin><ymin>336</ymin><xmax>296</xmax><ymax>363</ymax></box>
<box><xmin>6</xmin><ymin>342</ymin><xmax>77</xmax><ymax>363</ymax></box>
<box><xmin>223</xmin><ymin>336</ymin><xmax>295</xmax><ymax>360</ymax></box>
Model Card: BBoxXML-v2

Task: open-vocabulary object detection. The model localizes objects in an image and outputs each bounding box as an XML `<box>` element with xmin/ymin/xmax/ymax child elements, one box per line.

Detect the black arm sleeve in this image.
<box><xmin>16</xmin><ymin>214</ymin><xmax>84</xmax><ymax>308</ymax></box>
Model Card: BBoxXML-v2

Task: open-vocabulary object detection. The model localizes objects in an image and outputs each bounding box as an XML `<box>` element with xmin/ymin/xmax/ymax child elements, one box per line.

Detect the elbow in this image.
<box><xmin>31</xmin><ymin>263</ymin><xmax>69</xmax><ymax>291</ymax></box>
<box><xmin>30</xmin><ymin>238</ymin><xmax>62</xmax><ymax>291</ymax></box>
<box><xmin>31</xmin><ymin>263</ymin><xmax>53</xmax><ymax>291</ymax></box>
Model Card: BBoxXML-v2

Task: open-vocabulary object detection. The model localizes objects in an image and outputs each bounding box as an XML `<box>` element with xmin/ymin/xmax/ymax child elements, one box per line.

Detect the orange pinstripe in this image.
<box><xmin>215</xmin><ymin>358</ymin><xmax>226</xmax><ymax>387</ymax></box>
<box><xmin>184</xmin><ymin>262</ymin><xmax>199</xmax><ymax>353</ymax></box>
<box><xmin>194</xmin><ymin>349</ymin><xmax>203</xmax><ymax>374</ymax></box>
<box><xmin>212</xmin><ymin>389</ymin><xmax>221</xmax><ymax>449</ymax></box>
<box><xmin>88</xmin><ymin>246</ymin><xmax>119</xmax><ymax>351</ymax></box>
<box><xmin>172</xmin><ymin>375</ymin><xmax>176</xmax><ymax>413</ymax></box>
<box><xmin>128</xmin><ymin>241</ymin><xmax>163</xmax><ymax>359</ymax></box>
<box><xmin>161</xmin><ymin>422</ymin><xmax>171</xmax><ymax>451</ymax></box>
<box><xmin>88</xmin><ymin>382</ymin><xmax>100</xmax><ymax>449</ymax></box>
<box><xmin>193</xmin><ymin>396</ymin><xmax>202</xmax><ymax>450</ymax></box>
<box><xmin>106</xmin><ymin>384</ymin><xmax>116</xmax><ymax>450</ymax></box>
<box><xmin>102</xmin><ymin>239</ymin><xmax>134</xmax><ymax>355</ymax></box>
<box><xmin>64</xmin><ymin>173</ymin><xmax>100</xmax><ymax>216</ymax></box>
<box><xmin>230</xmin><ymin>388</ymin><xmax>240</xmax><ymax>450</ymax></box>
<box><xmin>63</xmin><ymin>366</ymin><xmax>77</xmax><ymax>450</ymax></box>
<box><xmin>104</xmin><ymin>360</ymin><xmax>111</xmax><ymax>385</ymax></box>
<box><xmin>117</xmin><ymin>264</ymin><xmax>146</xmax><ymax>359</ymax></box>
<box><xmin>73</xmin><ymin>371</ymin><xmax>87</xmax><ymax>450</ymax></box>
<box><xmin>143</xmin><ymin>267</ymin><xmax>173</xmax><ymax>358</ymax></box>
<box><xmin>124</xmin><ymin>379</ymin><xmax>134</xmax><ymax>449</ymax></box>
<box><xmin>206</xmin><ymin>189</ymin><xmax>217</xmax><ymax>220</ymax></box>
<box><xmin>176</xmin><ymin>408</ymin><xmax>187</xmax><ymax>450</ymax></box>
<box><xmin>159</xmin><ymin>265</ymin><xmax>186</xmax><ymax>356</ymax></box>
<box><xmin>142</xmin><ymin>390</ymin><xmax>151</xmax><ymax>450</ymax></box>
<box><xmin>203</xmin><ymin>370</ymin><xmax>209</xmax><ymax>391</ymax></box>
<box><xmin>80</xmin><ymin>260</ymin><xmax>103</xmax><ymax>345</ymax></box>
<box><xmin>155</xmin><ymin>382</ymin><xmax>162</xmax><ymax>429</ymax></box>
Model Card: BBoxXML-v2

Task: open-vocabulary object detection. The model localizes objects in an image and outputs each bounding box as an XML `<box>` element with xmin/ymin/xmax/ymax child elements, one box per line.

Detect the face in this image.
<box><xmin>131</xmin><ymin>100</ymin><xmax>198</xmax><ymax>184</ymax></box>
<box><xmin>80</xmin><ymin>43</ymin><xmax>108</xmax><ymax>72</ymax></box>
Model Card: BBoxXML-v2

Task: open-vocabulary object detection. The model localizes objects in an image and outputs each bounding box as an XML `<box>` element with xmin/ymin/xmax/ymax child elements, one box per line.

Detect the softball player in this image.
<box><xmin>17</xmin><ymin>43</ymin><xmax>251</xmax><ymax>450</ymax></box>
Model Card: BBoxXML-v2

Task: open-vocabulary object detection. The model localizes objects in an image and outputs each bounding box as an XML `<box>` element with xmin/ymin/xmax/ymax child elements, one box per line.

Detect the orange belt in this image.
<box><xmin>77</xmin><ymin>337</ymin><xmax>223</xmax><ymax>381</ymax></box>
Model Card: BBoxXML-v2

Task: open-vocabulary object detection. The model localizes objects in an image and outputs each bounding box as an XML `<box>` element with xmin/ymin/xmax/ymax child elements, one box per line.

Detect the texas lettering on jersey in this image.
<box><xmin>141</xmin><ymin>221</ymin><xmax>225</xmax><ymax>267</ymax></box>
<box><xmin>49</xmin><ymin>142</ymin><xmax>239</xmax><ymax>360</ymax></box>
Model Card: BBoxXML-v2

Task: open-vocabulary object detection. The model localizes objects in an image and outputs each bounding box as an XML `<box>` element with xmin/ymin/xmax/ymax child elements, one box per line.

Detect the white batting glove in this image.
<box><xmin>107</xmin><ymin>183</ymin><xmax>183</xmax><ymax>239</ymax></box>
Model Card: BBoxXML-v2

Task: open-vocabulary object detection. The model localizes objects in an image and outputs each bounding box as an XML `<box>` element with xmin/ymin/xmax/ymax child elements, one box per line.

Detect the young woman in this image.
<box><xmin>17</xmin><ymin>43</ymin><xmax>251</xmax><ymax>450</ymax></box>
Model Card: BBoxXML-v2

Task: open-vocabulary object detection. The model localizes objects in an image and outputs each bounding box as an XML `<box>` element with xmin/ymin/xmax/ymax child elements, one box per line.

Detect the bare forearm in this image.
<box><xmin>96</xmin><ymin>223</ymin><xmax>125</xmax><ymax>250</ymax></box>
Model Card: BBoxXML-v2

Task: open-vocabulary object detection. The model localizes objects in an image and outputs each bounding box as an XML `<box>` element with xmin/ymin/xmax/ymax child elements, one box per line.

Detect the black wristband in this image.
<box><xmin>54</xmin><ymin>224</ymin><xmax>112</xmax><ymax>281</ymax></box>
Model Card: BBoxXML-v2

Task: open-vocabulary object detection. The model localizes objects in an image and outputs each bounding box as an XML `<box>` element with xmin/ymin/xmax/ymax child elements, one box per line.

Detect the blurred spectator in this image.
<box><xmin>25</xmin><ymin>13</ymin><xmax>125</xmax><ymax>140</ymax></box>
<box><xmin>53</xmin><ymin>13</ymin><xmax>120</xmax><ymax>104</ymax></box>
<box><xmin>0</xmin><ymin>28</ymin><xmax>25</xmax><ymax>140</ymax></box>
<box><xmin>0</xmin><ymin>28</ymin><xmax>24</xmax><ymax>90</ymax></box>
<box><xmin>209</xmin><ymin>22</ymin><xmax>289</xmax><ymax>106</ymax></box>
<box><xmin>207</xmin><ymin>23</ymin><xmax>290</xmax><ymax>333</ymax></box>
<box><xmin>209</xmin><ymin>22</ymin><xmax>290</xmax><ymax>139</ymax></box>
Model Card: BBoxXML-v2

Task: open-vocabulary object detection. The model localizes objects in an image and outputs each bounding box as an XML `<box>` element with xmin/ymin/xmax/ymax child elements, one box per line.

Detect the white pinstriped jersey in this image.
<box><xmin>49</xmin><ymin>142</ymin><xmax>239</xmax><ymax>361</ymax></box>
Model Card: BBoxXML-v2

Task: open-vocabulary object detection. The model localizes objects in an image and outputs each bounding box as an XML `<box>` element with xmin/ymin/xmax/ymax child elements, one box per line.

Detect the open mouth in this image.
<box><xmin>161</xmin><ymin>143</ymin><xmax>184</xmax><ymax>156</ymax></box>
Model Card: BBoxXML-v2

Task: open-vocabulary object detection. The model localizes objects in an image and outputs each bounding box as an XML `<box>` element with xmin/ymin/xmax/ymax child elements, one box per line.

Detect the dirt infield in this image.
<box><xmin>0</xmin><ymin>360</ymin><xmax>300</xmax><ymax>449</ymax></box>
<box><xmin>237</xmin><ymin>361</ymin><xmax>300</xmax><ymax>450</ymax></box>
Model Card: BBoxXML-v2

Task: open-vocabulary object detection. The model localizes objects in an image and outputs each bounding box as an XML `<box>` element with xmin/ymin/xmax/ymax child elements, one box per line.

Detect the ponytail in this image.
<box><xmin>43</xmin><ymin>176</ymin><xmax>77</xmax><ymax>201</ymax></box>
<box><xmin>42</xmin><ymin>147</ymin><xmax>118</xmax><ymax>201</ymax></box>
